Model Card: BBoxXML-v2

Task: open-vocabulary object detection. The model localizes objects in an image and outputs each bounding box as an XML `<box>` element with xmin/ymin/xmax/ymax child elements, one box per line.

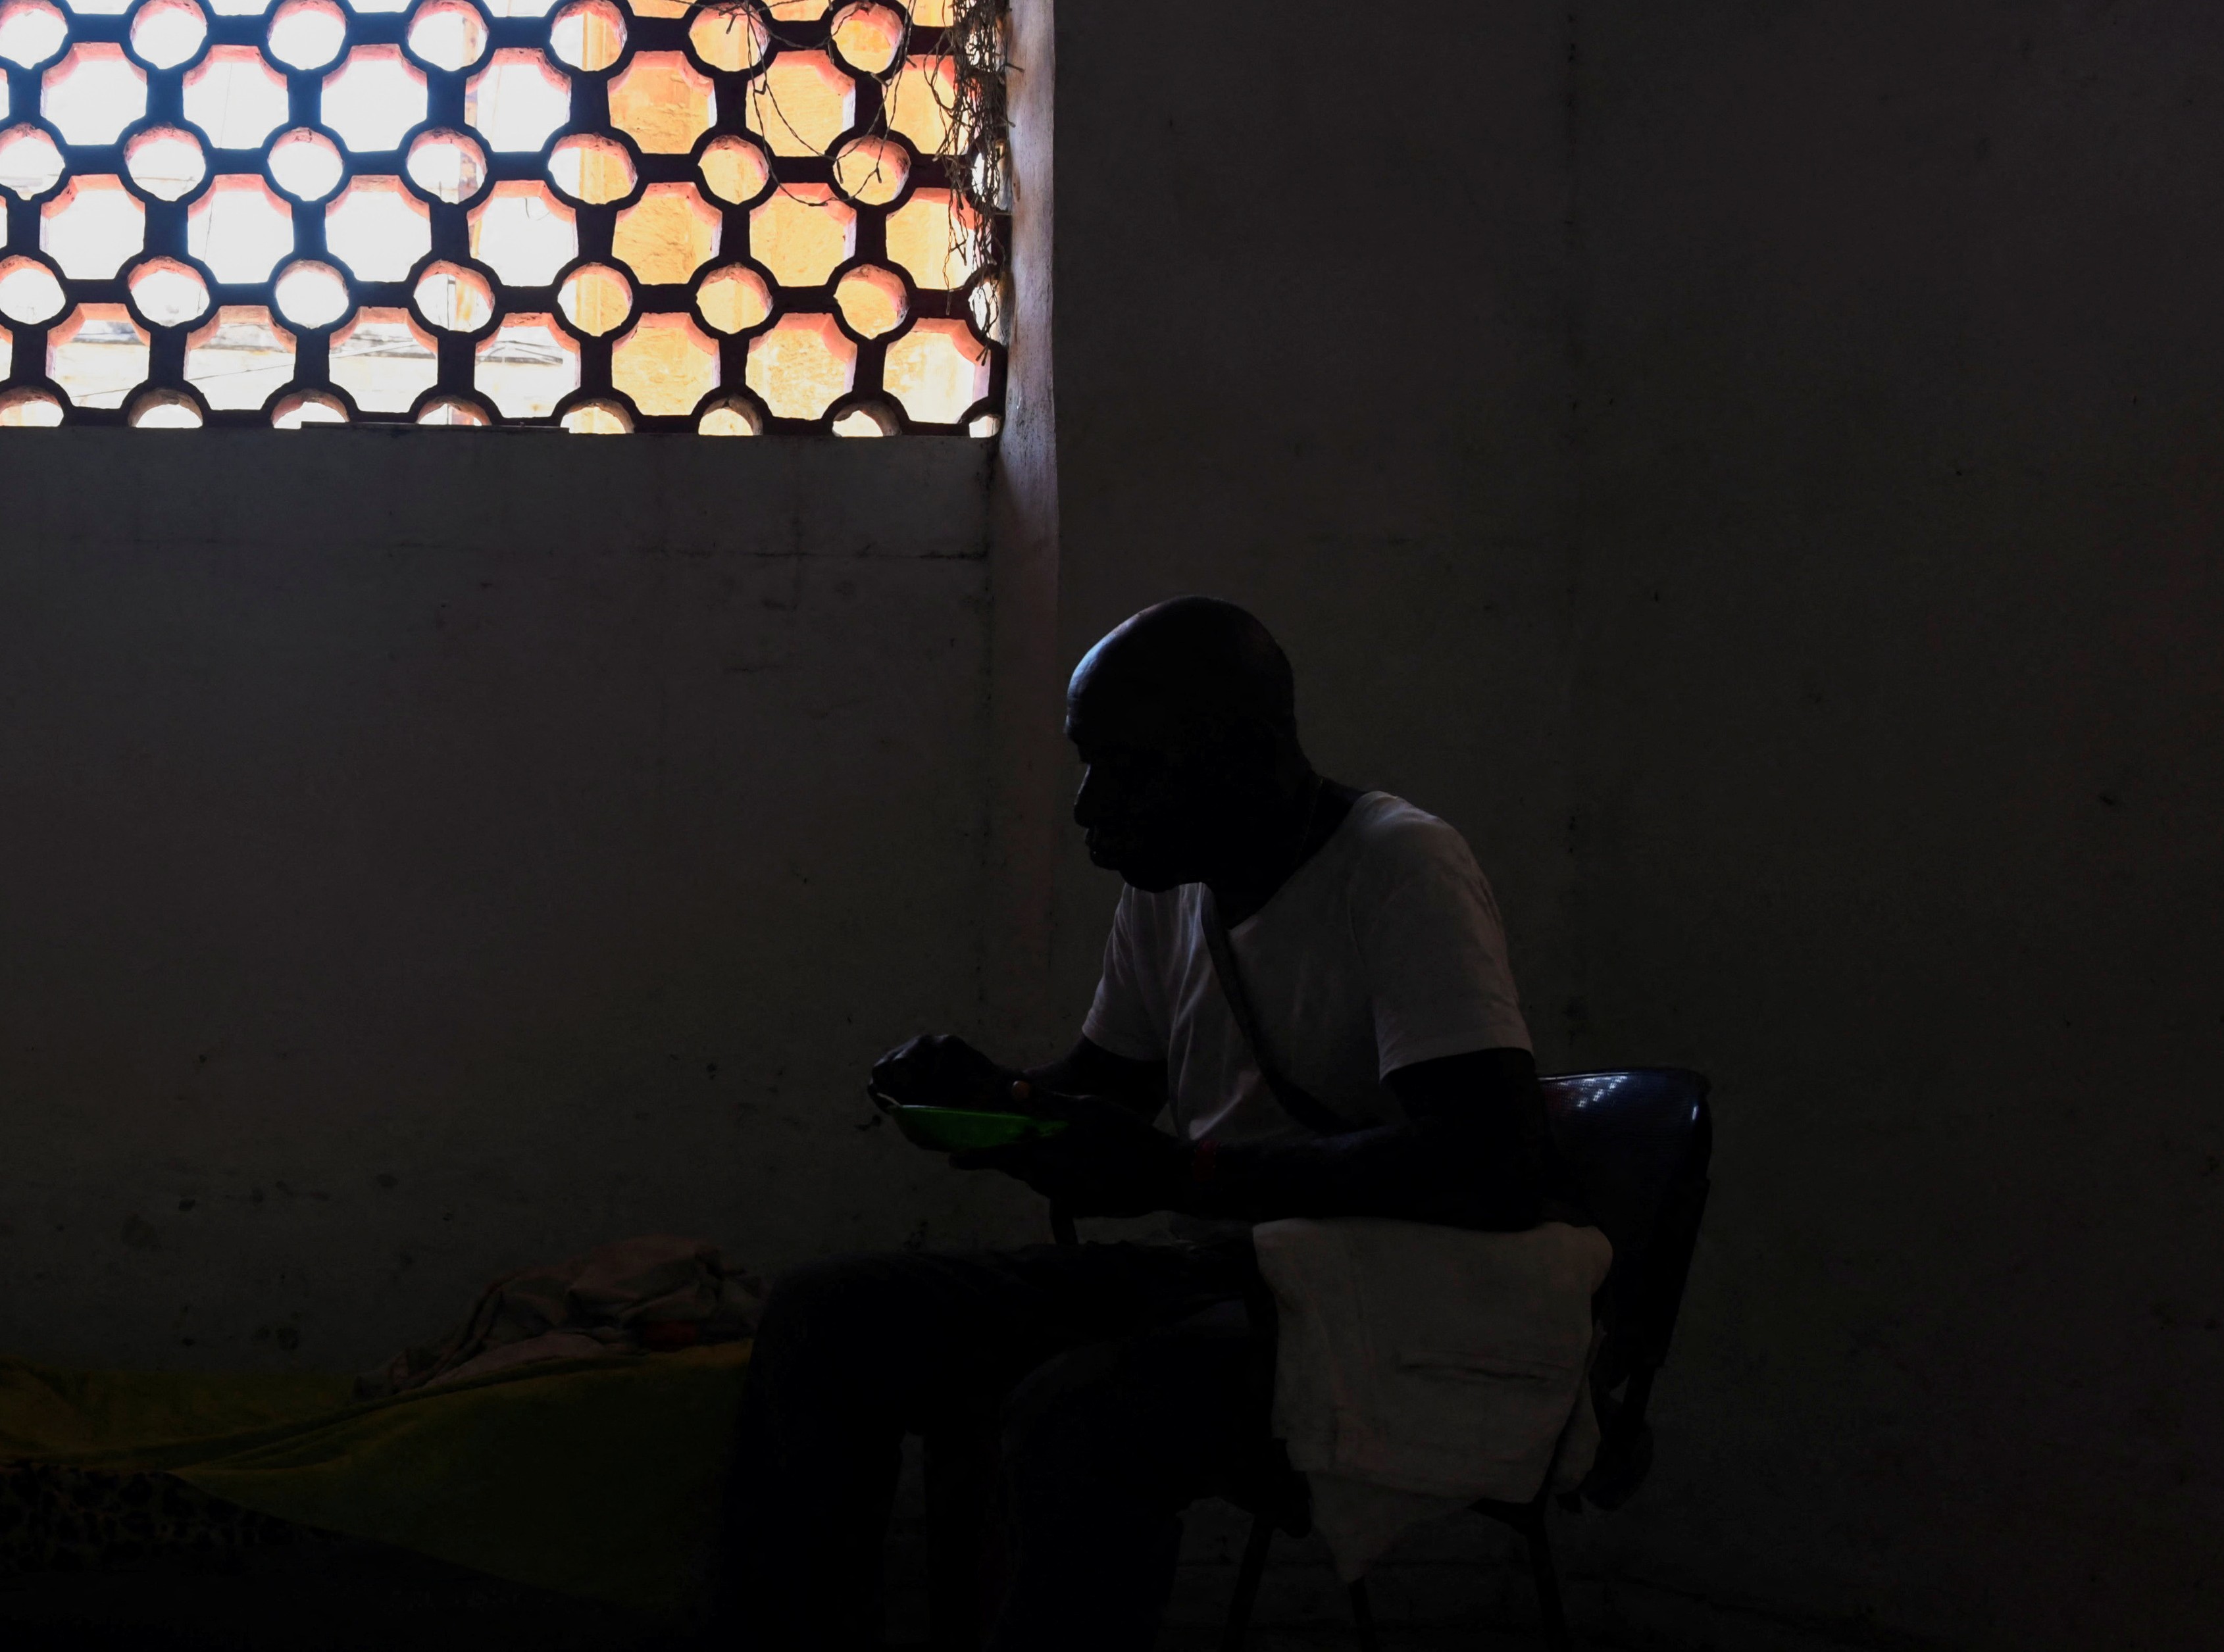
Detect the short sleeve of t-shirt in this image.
<box><xmin>1353</xmin><ymin>814</ymin><xmax>1532</xmax><ymax>1074</ymax></box>
<box><xmin>1081</xmin><ymin>887</ymin><xmax>1171</xmax><ymax>1063</ymax></box>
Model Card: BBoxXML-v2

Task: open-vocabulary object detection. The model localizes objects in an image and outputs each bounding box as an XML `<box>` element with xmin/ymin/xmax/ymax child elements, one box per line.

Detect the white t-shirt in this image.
<box><xmin>1081</xmin><ymin>792</ymin><xmax>1532</xmax><ymax>1147</ymax></box>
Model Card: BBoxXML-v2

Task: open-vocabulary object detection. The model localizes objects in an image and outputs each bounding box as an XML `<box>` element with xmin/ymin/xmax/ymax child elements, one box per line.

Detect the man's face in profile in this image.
<box><xmin>1066</xmin><ymin>691</ymin><xmax>1216</xmax><ymax>893</ymax></box>
<box><xmin>1065</xmin><ymin>600</ymin><xmax>1296</xmax><ymax>893</ymax></box>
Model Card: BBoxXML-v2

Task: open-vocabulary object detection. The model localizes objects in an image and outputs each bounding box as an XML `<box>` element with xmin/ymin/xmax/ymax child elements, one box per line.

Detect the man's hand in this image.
<box><xmin>869</xmin><ymin>1034</ymin><xmax>1020</xmax><ymax>1111</ymax></box>
<box><xmin>953</xmin><ymin>1080</ymin><xmax>1191</xmax><ymax>1218</ymax></box>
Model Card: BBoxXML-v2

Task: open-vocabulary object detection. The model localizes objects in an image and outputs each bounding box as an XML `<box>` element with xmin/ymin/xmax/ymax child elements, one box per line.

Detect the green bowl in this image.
<box><xmin>889</xmin><ymin>1106</ymin><xmax>1069</xmax><ymax>1153</ymax></box>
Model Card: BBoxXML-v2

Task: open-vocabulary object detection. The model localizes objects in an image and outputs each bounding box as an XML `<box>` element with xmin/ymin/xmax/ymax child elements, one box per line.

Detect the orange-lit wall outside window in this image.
<box><xmin>0</xmin><ymin>0</ymin><xmax>1003</xmax><ymax>433</ymax></box>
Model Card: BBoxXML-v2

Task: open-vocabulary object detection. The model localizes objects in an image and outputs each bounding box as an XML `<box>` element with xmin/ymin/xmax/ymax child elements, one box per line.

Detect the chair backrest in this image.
<box><xmin>1540</xmin><ymin>1068</ymin><xmax>1712</xmax><ymax>1388</ymax></box>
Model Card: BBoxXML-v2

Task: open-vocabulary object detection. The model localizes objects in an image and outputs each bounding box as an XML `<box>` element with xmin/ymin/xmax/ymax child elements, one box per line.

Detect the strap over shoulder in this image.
<box><xmin>1199</xmin><ymin>895</ymin><xmax>1353</xmax><ymax>1136</ymax></box>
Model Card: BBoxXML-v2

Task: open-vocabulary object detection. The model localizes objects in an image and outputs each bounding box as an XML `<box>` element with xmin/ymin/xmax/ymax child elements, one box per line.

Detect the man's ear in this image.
<box><xmin>1190</xmin><ymin>723</ymin><xmax>1285</xmax><ymax>809</ymax></box>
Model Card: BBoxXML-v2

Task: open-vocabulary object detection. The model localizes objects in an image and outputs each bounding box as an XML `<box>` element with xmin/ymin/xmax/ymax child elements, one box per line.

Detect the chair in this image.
<box><xmin>1057</xmin><ymin>1066</ymin><xmax>1713</xmax><ymax>1652</ymax></box>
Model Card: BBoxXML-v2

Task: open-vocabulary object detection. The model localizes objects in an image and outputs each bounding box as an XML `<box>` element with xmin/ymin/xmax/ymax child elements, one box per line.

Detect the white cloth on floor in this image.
<box><xmin>1255</xmin><ymin>1217</ymin><xmax>1612</xmax><ymax>1580</ymax></box>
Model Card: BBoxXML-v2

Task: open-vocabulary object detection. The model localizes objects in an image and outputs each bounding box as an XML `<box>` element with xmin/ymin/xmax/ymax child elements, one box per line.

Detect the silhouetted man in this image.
<box><xmin>724</xmin><ymin>598</ymin><xmax>1561</xmax><ymax>1650</ymax></box>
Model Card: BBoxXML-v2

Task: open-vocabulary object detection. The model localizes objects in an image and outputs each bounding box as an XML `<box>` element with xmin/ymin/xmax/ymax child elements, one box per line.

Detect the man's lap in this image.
<box><xmin>751</xmin><ymin>1239</ymin><xmax>1265</xmax><ymax>1436</ymax></box>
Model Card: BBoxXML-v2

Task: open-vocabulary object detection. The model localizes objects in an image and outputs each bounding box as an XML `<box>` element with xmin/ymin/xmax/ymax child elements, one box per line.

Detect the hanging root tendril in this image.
<box><xmin>681</xmin><ymin>0</ymin><xmax>1012</xmax><ymax>339</ymax></box>
<box><xmin>940</xmin><ymin>0</ymin><xmax>1011</xmax><ymax>335</ymax></box>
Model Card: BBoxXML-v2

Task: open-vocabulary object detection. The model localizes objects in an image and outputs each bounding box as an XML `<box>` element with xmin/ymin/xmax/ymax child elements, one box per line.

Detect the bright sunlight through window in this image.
<box><xmin>0</xmin><ymin>0</ymin><xmax>1005</xmax><ymax>433</ymax></box>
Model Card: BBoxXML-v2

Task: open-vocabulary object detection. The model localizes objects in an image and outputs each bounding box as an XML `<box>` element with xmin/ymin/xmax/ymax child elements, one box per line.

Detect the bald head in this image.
<box><xmin>1065</xmin><ymin>599</ymin><xmax>1314</xmax><ymax>890</ymax></box>
<box><xmin>1067</xmin><ymin>597</ymin><xmax>1299</xmax><ymax>759</ymax></box>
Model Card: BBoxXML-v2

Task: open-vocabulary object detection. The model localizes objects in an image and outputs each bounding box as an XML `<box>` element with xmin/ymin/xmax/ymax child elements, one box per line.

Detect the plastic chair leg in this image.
<box><xmin>1348</xmin><ymin>1578</ymin><xmax>1380</xmax><ymax>1652</ymax></box>
<box><xmin>1527</xmin><ymin>1510</ymin><xmax>1571</xmax><ymax>1652</ymax></box>
<box><xmin>1219</xmin><ymin>1513</ymin><xmax>1274</xmax><ymax>1652</ymax></box>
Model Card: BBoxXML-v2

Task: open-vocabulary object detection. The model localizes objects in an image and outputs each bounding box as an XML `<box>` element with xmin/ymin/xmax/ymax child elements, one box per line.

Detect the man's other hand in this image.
<box><xmin>953</xmin><ymin>1081</ymin><xmax>1190</xmax><ymax>1218</ymax></box>
<box><xmin>870</xmin><ymin>1034</ymin><xmax>1019</xmax><ymax>1111</ymax></box>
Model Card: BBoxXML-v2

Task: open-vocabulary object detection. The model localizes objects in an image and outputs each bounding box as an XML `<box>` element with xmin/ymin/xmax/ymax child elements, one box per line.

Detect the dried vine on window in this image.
<box><xmin>939</xmin><ymin>0</ymin><xmax>1008</xmax><ymax>325</ymax></box>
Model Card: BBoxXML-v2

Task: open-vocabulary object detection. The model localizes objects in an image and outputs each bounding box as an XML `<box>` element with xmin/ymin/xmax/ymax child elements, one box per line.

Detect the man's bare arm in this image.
<box><xmin>1026</xmin><ymin>1038</ymin><xmax>1167</xmax><ymax>1120</ymax></box>
<box><xmin>1174</xmin><ymin>1047</ymin><xmax>1554</xmax><ymax>1230</ymax></box>
<box><xmin>971</xmin><ymin>1046</ymin><xmax>1564</xmax><ymax>1230</ymax></box>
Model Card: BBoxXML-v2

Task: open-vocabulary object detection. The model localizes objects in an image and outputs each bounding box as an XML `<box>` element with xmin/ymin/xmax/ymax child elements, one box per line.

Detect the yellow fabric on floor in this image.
<box><xmin>0</xmin><ymin>1344</ymin><xmax>750</xmax><ymax>1617</ymax></box>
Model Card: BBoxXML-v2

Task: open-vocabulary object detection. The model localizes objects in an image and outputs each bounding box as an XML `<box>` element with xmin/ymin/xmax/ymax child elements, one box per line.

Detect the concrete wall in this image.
<box><xmin>1046</xmin><ymin>0</ymin><xmax>1582</xmax><ymax>1062</ymax></box>
<box><xmin>1046</xmin><ymin>2</ymin><xmax>2224</xmax><ymax>1648</ymax></box>
<box><xmin>1565</xmin><ymin>3</ymin><xmax>2224</xmax><ymax>1648</ymax></box>
<box><xmin>0</xmin><ymin>431</ymin><xmax>1027</xmax><ymax>1371</ymax></box>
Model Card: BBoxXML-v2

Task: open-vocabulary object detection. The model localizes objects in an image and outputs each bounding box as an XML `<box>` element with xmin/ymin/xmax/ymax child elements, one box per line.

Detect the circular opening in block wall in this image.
<box><xmin>0</xmin><ymin>386</ymin><xmax>64</xmax><ymax>425</ymax></box>
<box><xmin>549</xmin><ymin>0</ymin><xmax>623</xmax><ymax>70</ymax></box>
<box><xmin>0</xmin><ymin>0</ymin><xmax>69</xmax><ymax>69</ymax></box>
<box><xmin>0</xmin><ymin>255</ymin><xmax>66</xmax><ymax>324</ymax></box>
<box><xmin>417</xmin><ymin>395</ymin><xmax>491</xmax><ymax>426</ymax></box>
<box><xmin>128</xmin><ymin>388</ymin><xmax>203</xmax><ymax>427</ymax></box>
<box><xmin>267</xmin><ymin>0</ymin><xmax>346</xmax><ymax>70</ymax></box>
<box><xmin>0</xmin><ymin>124</ymin><xmax>66</xmax><ymax>199</ymax></box>
<box><xmin>549</xmin><ymin>134</ymin><xmax>635</xmax><ymax>205</ymax></box>
<box><xmin>830</xmin><ymin>136</ymin><xmax>907</xmax><ymax>207</ymax></box>
<box><xmin>695</xmin><ymin>263</ymin><xmax>770</xmax><ymax>337</ymax></box>
<box><xmin>407</xmin><ymin>128</ymin><xmax>489</xmax><ymax>205</ymax></box>
<box><xmin>966</xmin><ymin>276</ymin><xmax>1007</xmax><ymax>345</ymax></box>
<box><xmin>833</xmin><ymin>264</ymin><xmax>905</xmax><ymax>339</ymax></box>
<box><xmin>127</xmin><ymin>257</ymin><xmax>211</xmax><ymax>326</ymax></box>
<box><xmin>561</xmin><ymin>397</ymin><xmax>630</xmax><ymax>434</ymax></box>
<box><xmin>128</xmin><ymin>0</ymin><xmax>208</xmax><ymax>70</ymax></box>
<box><xmin>274</xmin><ymin>259</ymin><xmax>351</xmax><ymax>328</ymax></box>
<box><xmin>273</xmin><ymin>389</ymin><xmax>349</xmax><ymax>426</ymax></box>
<box><xmin>556</xmin><ymin>262</ymin><xmax>630</xmax><ymax>337</ymax></box>
<box><xmin>697</xmin><ymin>134</ymin><xmax>769</xmax><ymax>207</ymax></box>
<box><xmin>832</xmin><ymin>401</ymin><xmax>895</xmax><ymax>438</ymax></box>
<box><xmin>124</xmin><ymin>126</ymin><xmax>207</xmax><ymax>202</ymax></box>
<box><xmin>685</xmin><ymin>1</ymin><xmax>763</xmax><ymax>72</ymax></box>
<box><xmin>697</xmin><ymin>397</ymin><xmax>761</xmax><ymax>436</ymax></box>
<box><xmin>827</xmin><ymin>1</ymin><xmax>903</xmax><ymax>76</ymax></box>
<box><xmin>268</xmin><ymin>128</ymin><xmax>345</xmax><ymax>202</ymax></box>
<box><xmin>413</xmin><ymin>261</ymin><xmax>494</xmax><ymax>332</ymax></box>
<box><xmin>408</xmin><ymin>0</ymin><xmax>489</xmax><ymax>72</ymax></box>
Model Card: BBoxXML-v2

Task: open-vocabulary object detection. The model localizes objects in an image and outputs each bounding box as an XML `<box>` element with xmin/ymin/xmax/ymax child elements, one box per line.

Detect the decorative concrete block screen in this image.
<box><xmin>0</xmin><ymin>0</ymin><xmax>1003</xmax><ymax>432</ymax></box>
